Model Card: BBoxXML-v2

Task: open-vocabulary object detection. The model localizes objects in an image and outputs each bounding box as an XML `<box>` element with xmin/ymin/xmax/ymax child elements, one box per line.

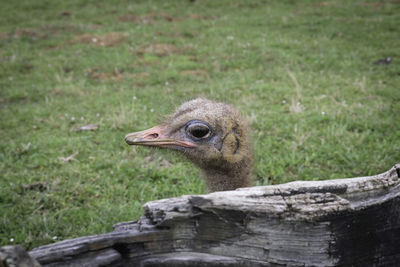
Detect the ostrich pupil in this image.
<box><xmin>191</xmin><ymin>127</ymin><xmax>209</xmax><ymax>138</ymax></box>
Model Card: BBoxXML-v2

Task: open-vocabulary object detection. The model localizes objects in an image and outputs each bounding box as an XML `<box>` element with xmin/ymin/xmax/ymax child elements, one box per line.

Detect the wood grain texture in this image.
<box><xmin>2</xmin><ymin>164</ymin><xmax>399</xmax><ymax>266</ymax></box>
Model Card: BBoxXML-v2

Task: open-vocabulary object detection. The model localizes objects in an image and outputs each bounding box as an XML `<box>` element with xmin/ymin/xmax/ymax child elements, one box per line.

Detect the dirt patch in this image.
<box><xmin>187</xmin><ymin>55</ymin><xmax>204</xmax><ymax>62</ymax></box>
<box><xmin>155</xmin><ymin>31</ymin><xmax>197</xmax><ymax>39</ymax></box>
<box><xmin>117</xmin><ymin>12</ymin><xmax>183</xmax><ymax>24</ymax></box>
<box><xmin>1</xmin><ymin>25</ymin><xmax>79</xmax><ymax>40</ymax></box>
<box><xmin>20</xmin><ymin>63</ymin><xmax>34</xmax><ymax>73</ymax></box>
<box><xmin>358</xmin><ymin>2</ymin><xmax>385</xmax><ymax>7</ymax></box>
<box><xmin>85</xmin><ymin>67</ymin><xmax>149</xmax><ymax>81</ymax></box>
<box><xmin>20</xmin><ymin>182</ymin><xmax>49</xmax><ymax>192</ymax></box>
<box><xmin>158</xmin><ymin>12</ymin><xmax>183</xmax><ymax>22</ymax></box>
<box><xmin>127</xmin><ymin>72</ymin><xmax>150</xmax><ymax>79</ymax></box>
<box><xmin>51</xmin><ymin>88</ymin><xmax>68</xmax><ymax>96</ymax></box>
<box><xmin>70</xmin><ymin>32</ymin><xmax>126</xmax><ymax>46</ymax></box>
<box><xmin>180</xmin><ymin>70</ymin><xmax>208</xmax><ymax>77</ymax></box>
<box><xmin>117</xmin><ymin>12</ymin><xmax>215</xmax><ymax>24</ymax></box>
<box><xmin>188</xmin><ymin>14</ymin><xmax>217</xmax><ymax>20</ymax></box>
<box><xmin>133</xmin><ymin>57</ymin><xmax>158</xmax><ymax>67</ymax></box>
<box><xmin>135</xmin><ymin>43</ymin><xmax>188</xmax><ymax>57</ymax></box>
<box><xmin>233</xmin><ymin>2</ymin><xmax>266</xmax><ymax>8</ymax></box>
<box><xmin>85</xmin><ymin>67</ymin><xmax>123</xmax><ymax>81</ymax></box>
<box><xmin>3</xmin><ymin>28</ymin><xmax>48</xmax><ymax>40</ymax></box>
<box><xmin>312</xmin><ymin>2</ymin><xmax>332</xmax><ymax>7</ymax></box>
<box><xmin>0</xmin><ymin>33</ymin><xmax>8</xmax><ymax>40</ymax></box>
<box><xmin>117</xmin><ymin>13</ymin><xmax>155</xmax><ymax>24</ymax></box>
<box><xmin>51</xmin><ymin>87</ymin><xmax>95</xmax><ymax>97</ymax></box>
<box><xmin>50</xmin><ymin>88</ymin><xmax>79</xmax><ymax>97</ymax></box>
<box><xmin>60</xmin><ymin>11</ymin><xmax>71</xmax><ymax>17</ymax></box>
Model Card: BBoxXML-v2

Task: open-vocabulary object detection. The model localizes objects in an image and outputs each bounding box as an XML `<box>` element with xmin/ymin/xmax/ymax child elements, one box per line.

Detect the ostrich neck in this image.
<box><xmin>199</xmin><ymin>158</ymin><xmax>252</xmax><ymax>193</ymax></box>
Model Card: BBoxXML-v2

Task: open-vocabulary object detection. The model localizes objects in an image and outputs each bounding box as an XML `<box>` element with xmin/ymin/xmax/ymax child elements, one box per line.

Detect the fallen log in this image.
<box><xmin>1</xmin><ymin>164</ymin><xmax>400</xmax><ymax>267</ymax></box>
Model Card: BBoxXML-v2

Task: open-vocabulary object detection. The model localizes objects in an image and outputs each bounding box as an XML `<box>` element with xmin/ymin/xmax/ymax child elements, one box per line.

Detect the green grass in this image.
<box><xmin>1</xmin><ymin>0</ymin><xmax>399</xmax><ymax>250</ymax></box>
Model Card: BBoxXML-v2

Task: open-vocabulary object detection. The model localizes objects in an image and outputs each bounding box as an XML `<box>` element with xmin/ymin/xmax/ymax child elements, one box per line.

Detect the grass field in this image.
<box><xmin>1</xmin><ymin>0</ymin><xmax>399</xmax><ymax>250</ymax></box>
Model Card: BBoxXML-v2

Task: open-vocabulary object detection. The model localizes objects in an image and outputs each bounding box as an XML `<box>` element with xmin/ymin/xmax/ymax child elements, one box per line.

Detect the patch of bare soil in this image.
<box><xmin>50</xmin><ymin>88</ymin><xmax>79</xmax><ymax>97</ymax></box>
<box><xmin>135</xmin><ymin>43</ymin><xmax>189</xmax><ymax>57</ymax></box>
<box><xmin>85</xmin><ymin>67</ymin><xmax>149</xmax><ymax>81</ymax></box>
<box><xmin>160</xmin><ymin>12</ymin><xmax>183</xmax><ymax>22</ymax></box>
<box><xmin>312</xmin><ymin>2</ymin><xmax>332</xmax><ymax>7</ymax></box>
<box><xmin>155</xmin><ymin>31</ymin><xmax>197</xmax><ymax>39</ymax></box>
<box><xmin>51</xmin><ymin>88</ymin><xmax>68</xmax><ymax>96</ymax></box>
<box><xmin>117</xmin><ymin>13</ymin><xmax>155</xmax><ymax>24</ymax></box>
<box><xmin>188</xmin><ymin>14</ymin><xmax>217</xmax><ymax>20</ymax></box>
<box><xmin>0</xmin><ymin>25</ymin><xmax>79</xmax><ymax>40</ymax></box>
<box><xmin>20</xmin><ymin>182</ymin><xmax>49</xmax><ymax>192</ymax></box>
<box><xmin>117</xmin><ymin>12</ymin><xmax>215</xmax><ymax>24</ymax></box>
<box><xmin>180</xmin><ymin>70</ymin><xmax>208</xmax><ymax>78</ymax></box>
<box><xmin>70</xmin><ymin>32</ymin><xmax>126</xmax><ymax>46</ymax></box>
<box><xmin>133</xmin><ymin>57</ymin><xmax>158</xmax><ymax>67</ymax></box>
<box><xmin>85</xmin><ymin>67</ymin><xmax>123</xmax><ymax>81</ymax></box>
<box><xmin>60</xmin><ymin>11</ymin><xmax>71</xmax><ymax>17</ymax></box>
<box><xmin>187</xmin><ymin>55</ymin><xmax>204</xmax><ymax>62</ymax></box>
<box><xmin>127</xmin><ymin>72</ymin><xmax>150</xmax><ymax>79</ymax></box>
<box><xmin>117</xmin><ymin>12</ymin><xmax>184</xmax><ymax>24</ymax></box>
<box><xmin>358</xmin><ymin>2</ymin><xmax>385</xmax><ymax>7</ymax></box>
<box><xmin>1</xmin><ymin>28</ymin><xmax>48</xmax><ymax>40</ymax></box>
<box><xmin>51</xmin><ymin>87</ymin><xmax>94</xmax><ymax>97</ymax></box>
<box><xmin>233</xmin><ymin>2</ymin><xmax>267</xmax><ymax>8</ymax></box>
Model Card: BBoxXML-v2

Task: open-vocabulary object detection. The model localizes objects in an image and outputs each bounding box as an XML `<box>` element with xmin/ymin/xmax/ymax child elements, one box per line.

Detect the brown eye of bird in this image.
<box><xmin>186</xmin><ymin>123</ymin><xmax>211</xmax><ymax>139</ymax></box>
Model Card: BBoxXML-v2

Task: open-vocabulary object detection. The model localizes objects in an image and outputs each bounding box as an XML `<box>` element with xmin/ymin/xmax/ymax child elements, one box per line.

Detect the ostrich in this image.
<box><xmin>124</xmin><ymin>98</ymin><xmax>252</xmax><ymax>192</ymax></box>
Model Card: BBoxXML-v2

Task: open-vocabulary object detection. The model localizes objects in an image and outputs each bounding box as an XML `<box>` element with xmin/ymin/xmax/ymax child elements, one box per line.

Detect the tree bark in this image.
<box><xmin>2</xmin><ymin>164</ymin><xmax>400</xmax><ymax>267</ymax></box>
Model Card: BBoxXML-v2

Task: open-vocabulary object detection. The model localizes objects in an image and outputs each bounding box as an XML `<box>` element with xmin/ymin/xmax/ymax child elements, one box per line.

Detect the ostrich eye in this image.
<box><xmin>186</xmin><ymin>122</ymin><xmax>211</xmax><ymax>139</ymax></box>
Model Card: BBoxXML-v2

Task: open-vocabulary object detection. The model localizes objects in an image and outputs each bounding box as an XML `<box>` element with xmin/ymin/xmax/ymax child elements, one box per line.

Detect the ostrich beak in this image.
<box><xmin>124</xmin><ymin>125</ymin><xmax>196</xmax><ymax>148</ymax></box>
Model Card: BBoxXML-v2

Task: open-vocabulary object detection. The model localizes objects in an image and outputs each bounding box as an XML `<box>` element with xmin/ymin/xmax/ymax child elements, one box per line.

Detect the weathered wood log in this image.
<box><xmin>2</xmin><ymin>164</ymin><xmax>400</xmax><ymax>267</ymax></box>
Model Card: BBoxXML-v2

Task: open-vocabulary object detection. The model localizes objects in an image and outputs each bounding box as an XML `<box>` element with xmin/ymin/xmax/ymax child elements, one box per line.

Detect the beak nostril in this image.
<box><xmin>148</xmin><ymin>133</ymin><xmax>159</xmax><ymax>139</ymax></box>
